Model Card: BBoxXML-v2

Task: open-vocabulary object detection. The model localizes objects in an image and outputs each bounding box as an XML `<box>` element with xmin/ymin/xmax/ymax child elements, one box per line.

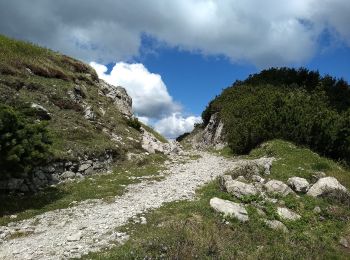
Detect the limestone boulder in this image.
<box><xmin>287</xmin><ymin>177</ymin><xmax>309</xmax><ymax>193</ymax></box>
<box><xmin>264</xmin><ymin>180</ymin><xmax>294</xmax><ymax>197</ymax></box>
<box><xmin>307</xmin><ymin>177</ymin><xmax>348</xmax><ymax>197</ymax></box>
<box><xmin>210</xmin><ymin>197</ymin><xmax>249</xmax><ymax>222</ymax></box>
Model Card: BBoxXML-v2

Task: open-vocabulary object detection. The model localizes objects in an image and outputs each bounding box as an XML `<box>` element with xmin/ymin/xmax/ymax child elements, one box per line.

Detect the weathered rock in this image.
<box><xmin>277</xmin><ymin>207</ymin><xmax>301</xmax><ymax>221</ymax></box>
<box><xmin>265</xmin><ymin>180</ymin><xmax>294</xmax><ymax>196</ymax></box>
<box><xmin>307</xmin><ymin>177</ymin><xmax>348</xmax><ymax>197</ymax></box>
<box><xmin>78</xmin><ymin>163</ymin><xmax>91</xmax><ymax>172</ymax></box>
<box><xmin>264</xmin><ymin>220</ymin><xmax>288</xmax><ymax>233</ymax></box>
<box><xmin>252</xmin><ymin>175</ymin><xmax>265</xmax><ymax>183</ymax></box>
<box><xmin>31</xmin><ymin>103</ymin><xmax>51</xmax><ymax>120</ymax></box>
<box><xmin>313</xmin><ymin>206</ymin><xmax>321</xmax><ymax>214</ymax></box>
<box><xmin>61</xmin><ymin>171</ymin><xmax>76</xmax><ymax>179</ymax></box>
<box><xmin>225</xmin><ymin>180</ymin><xmax>259</xmax><ymax>198</ymax></box>
<box><xmin>219</xmin><ymin>175</ymin><xmax>233</xmax><ymax>191</ymax></box>
<box><xmin>339</xmin><ymin>237</ymin><xmax>349</xmax><ymax>248</ymax></box>
<box><xmin>99</xmin><ymin>80</ymin><xmax>132</xmax><ymax>117</ymax></box>
<box><xmin>287</xmin><ymin>177</ymin><xmax>309</xmax><ymax>193</ymax></box>
<box><xmin>210</xmin><ymin>197</ymin><xmax>249</xmax><ymax>222</ymax></box>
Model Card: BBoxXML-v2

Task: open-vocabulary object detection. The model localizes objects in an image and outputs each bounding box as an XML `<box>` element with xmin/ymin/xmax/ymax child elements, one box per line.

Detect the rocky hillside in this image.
<box><xmin>0</xmin><ymin>35</ymin><xmax>178</xmax><ymax>193</ymax></box>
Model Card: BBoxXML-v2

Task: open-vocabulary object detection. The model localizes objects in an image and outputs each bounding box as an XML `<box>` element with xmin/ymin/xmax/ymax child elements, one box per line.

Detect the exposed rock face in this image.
<box><xmin>287</xmin><ymin>177</ymin><xmax>310</xmax><ymax>193</ymax></box>
<box><xmin>141</xmin><ymin>127</ymin><xmax>182</xmax><ymax>155</ymax></box>
<box><xmin>264</xmin><ymin>180</ymin><xmax>294</xmax><ymax>196</ymax></box>
<box><xmin>0</xmin><ymin>152</ymin><xmax>115</xmax><ymax>193</ymax></box>
<box><xmin>277</xmin><ymin>207</ymin><xmax>301</xmax><ymax>221</ymax></box>
<box><xmin>99</xmin><ymin>80</ymin><xmax>132</xmax><ymax>117</ymax></box>
<box><xmin>307</xmin><ymin>177</ymin><xmax>348</xmax><ymax>197</ymax></box>
<box><xmin>225</xmin><ymin>180</ymin><xmax>259</xmax><ymax>198</ymax></box>
<box><xmin>210</xmin><ymin>197</ymin><xmax>249</xmax><ymax>222</ymax></box>
<box><xmin>189</xmin><ymin>112</ymin><xmax>227</xmax><ymax>149</ymax></box>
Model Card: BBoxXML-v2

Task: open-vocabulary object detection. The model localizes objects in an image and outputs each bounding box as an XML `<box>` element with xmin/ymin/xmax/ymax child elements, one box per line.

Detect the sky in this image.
<box><xmin>0</xmin><ymin>0</ymin><xmax>350</xmax><ymax>138</ymax></box>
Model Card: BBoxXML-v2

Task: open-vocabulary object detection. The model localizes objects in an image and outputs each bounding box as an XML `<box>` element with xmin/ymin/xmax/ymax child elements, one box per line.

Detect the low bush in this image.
<box><xmin>202</xmin><ymin>68</ymin><xmax>350</xmax><ymax>164</ymax></box>
<box><xmin>127</xmin><ymin>117</ymin><xmax>142</xmax><ymax>131</ymax></box>
<box><xmin>0</xmin><ymin>105</ymin><xmax>52</xmax><ymax>179</ymax></box>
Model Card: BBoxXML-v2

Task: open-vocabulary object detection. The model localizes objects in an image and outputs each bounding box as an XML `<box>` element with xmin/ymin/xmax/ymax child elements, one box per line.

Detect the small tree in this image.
<box><xmin>0</xmin><ymin>105</ymin><xmax>52</xmax><ymax>179</ymax></box>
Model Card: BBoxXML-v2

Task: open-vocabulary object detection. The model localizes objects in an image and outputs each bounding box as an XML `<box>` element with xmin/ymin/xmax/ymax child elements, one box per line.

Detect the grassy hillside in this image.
<box><xmin>0</xmin><ymin>34</ymin><xmax>143</xmax><ymax>165</ymax></box>
<box><xmin>202</xmin><ymin>67</ymin><xmax>350</xmax><ymax>164</ymax></box>
<box><xmin>85</xmin><ymin>140</ymin><xmax>350</xmax><ymax>259</ymax></box>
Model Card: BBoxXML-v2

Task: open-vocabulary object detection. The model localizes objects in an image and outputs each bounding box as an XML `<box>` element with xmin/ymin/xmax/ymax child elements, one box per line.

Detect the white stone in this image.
<box><xmin>61</xmin><ymin>171</ymin><xmax>76</xmax><ymax>179</ymax></box>
<box><xmin>210</xmin><ymin>197</ymin><xmax>249</xmax><ymax>222</ymax></box>
<box><xmin>307</xmin><ymin>177</ymin><xmax>348</xmax><ymax>197</ymax></box>
<box><xmin>265</xmin><ymin>180</ymin><xmax>294</xmax><ymax>196</ymax></box>
<box><xmin>264</xmin><ymin>220</ymin><xmax>288</xmax><ymax>233</ymax></box>
<box><xmin>67</xmin><ymin>232</ymin><xmax>82</xmax><ymax>242</ymax></box>
<box><xmin>225</xmin><ymin>180</ymin><xmax>259</xmax><ymax>198</ymax></box>
<box><xmin>287</xmin><ymin>177</ymin><xmax>309</xmax><ymax>193</ymax></box>
<box><xmin>277</xmin><ymin>207</ymin><xmax>301</xmax><ymax>221</ymax></box>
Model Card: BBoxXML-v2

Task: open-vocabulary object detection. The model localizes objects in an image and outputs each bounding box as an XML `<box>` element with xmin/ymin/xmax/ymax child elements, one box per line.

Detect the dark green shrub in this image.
<box><xmin>127</xmin><ymin>117</ymin><xmax>142</xmax><ymax>131</ymax></box>
<box><xmin>0</xmin><ymin>105</ymin><xmax>52</xmax><ymax>179</ymax></box>
<box><xmin>202</xmin><ymin>68</ymin><xmax>350</xmax><ymax>164</ymax></box>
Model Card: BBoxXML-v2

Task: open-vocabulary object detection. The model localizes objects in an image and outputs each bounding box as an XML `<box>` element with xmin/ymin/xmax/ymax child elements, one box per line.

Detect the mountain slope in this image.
<box><xmin>0</xmin><ymin>35</ymin><xmax>172</xmax><ymax>192</ymax></box>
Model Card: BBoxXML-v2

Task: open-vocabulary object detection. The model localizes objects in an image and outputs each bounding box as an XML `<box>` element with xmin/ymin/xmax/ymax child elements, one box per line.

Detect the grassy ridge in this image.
<box><xmin>0</xmin><ymin>34</ymin><xmax>143</xmax><ymax>161</ymax></box>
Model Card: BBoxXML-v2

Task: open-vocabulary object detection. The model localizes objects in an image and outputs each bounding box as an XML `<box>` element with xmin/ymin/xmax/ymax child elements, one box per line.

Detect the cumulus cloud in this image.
<box><xmin>154</xmin><ymin>113</ymin><xmax>202</xmax><ymax>139</ymax></box>
<box><xmin>90</xmin><ymin>62</ymin><xmax>181</xmax><ymax>119</ymax></box>
<box><xmin>1</xmin><ymin>1</ymin><xmax>350</xmax><ymax>67</ymax></box>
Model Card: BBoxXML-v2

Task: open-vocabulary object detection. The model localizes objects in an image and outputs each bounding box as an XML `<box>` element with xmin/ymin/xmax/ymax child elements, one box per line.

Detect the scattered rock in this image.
<box><xmin>277</xmin><ymin>207</ymin><xmax>301</xmax><ymax>221</ymax></box>
<box><xmin>61</xmin><ymin>171</ymin><xmax>76</xmax><ymax>179</ymax></box>
<box><xmin>313</xmin><ymin>206</ymin><xmax>321</xmax><ymax>214</ymax></box>
<box><xmin>265</xmin><ymin>180</ymin><xmax>294</xmax><ymax>196</ymax></box>
<box><xmin>67</xmin><ymin>232</ymin><xmax>82</xmax><ymax>242</ymax></box>
<box><xmin>287</xmin><ymin>177</ymin><xmax>309</xmax><ymax>193</ymax></box>
<box><xmin>311</xmin><ymin>172</ymin><xmax>326</xmax><ymax>183</ymax></box>
<box><xmin>264</xmin><ymin>220</ymin><xmax>288</xmax><ymax>233</ymax></box>
<box><xmin>78</xmin><ymin>163</ymin><xmax>91</xmax><ymax>172</ymax></box>
<box><xmin>307</xmin><ymin>177</ymin><xmax>348</xmax><ymax>197</ymax></box>
<box><xmin>210</xmin><ymin>197</ymin><xmax>249</xmax><ymax>222</ymax></box>
<box><xmin>339</xmin><ymin>237</ymin><xmax>349</xmax><ymax>248</ymax></box>
<box><xmin>225</xmin><ymin>180</ymin><xmax>259</xmax><ymax>198</ymax></box>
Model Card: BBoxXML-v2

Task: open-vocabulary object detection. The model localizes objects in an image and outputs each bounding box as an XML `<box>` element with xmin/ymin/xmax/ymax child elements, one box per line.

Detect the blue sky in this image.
<box><xmin>1</xmin><ymin>0</ymin><xmax>350</xmax><ymax>138</ymax></box>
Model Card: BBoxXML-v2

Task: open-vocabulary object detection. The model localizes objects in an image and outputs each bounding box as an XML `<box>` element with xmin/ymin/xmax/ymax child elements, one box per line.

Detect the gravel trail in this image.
<box><xmin>0</xmin><ymin>152</ymin><xmax>237</xmax><ymax>259</ymax></box>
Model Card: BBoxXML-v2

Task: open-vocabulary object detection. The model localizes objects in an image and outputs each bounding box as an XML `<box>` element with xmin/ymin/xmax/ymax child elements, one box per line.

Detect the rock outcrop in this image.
<box><xmin>188</xmin><ymin>112</ymin><xmax>227</xmax><ymax>149</ymax></box>
<box><xmin>141</xmin><ymin>127</ymin><xmax>182</xmax><ymax>155</ymax></box>
<box><xmin>98</xmin><ymin>80</ymin><xmax>132</xmax><ymax>117</ymax></box>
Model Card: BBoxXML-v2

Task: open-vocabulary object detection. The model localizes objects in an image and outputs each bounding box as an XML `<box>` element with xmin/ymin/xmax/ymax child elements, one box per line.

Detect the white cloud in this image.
<box><xmin>91</xmin><ymin>61</ymin><xmax>200</xmax><ymax>138</ymax></box>
<box><xmin>1</xmin><ymin>1</ymin><xmax>350</xmax><ymax>67</ymax></box>
<box><xmin>154</xmin><ymin>113</ymin><xmax>202</xmax><ymax>139</ymax></box>
<box><xmin>90</xmin><ymin>61</ymin><xmax>181</xmax><ymax>119</ymax></box>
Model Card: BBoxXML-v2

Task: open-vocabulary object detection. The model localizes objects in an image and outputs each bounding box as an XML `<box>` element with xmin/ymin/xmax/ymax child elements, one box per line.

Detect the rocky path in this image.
<box><xmin>0</xmin><ymin>151</ymin><xmax>237</xmax><ymax>259</ymax></box>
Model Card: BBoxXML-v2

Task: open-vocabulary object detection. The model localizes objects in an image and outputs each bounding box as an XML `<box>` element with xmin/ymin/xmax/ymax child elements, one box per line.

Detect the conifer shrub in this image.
<box><xmin>0</xmin><ymin>105</ymin><xmax>52</xmax><ymax>179</ymax></box>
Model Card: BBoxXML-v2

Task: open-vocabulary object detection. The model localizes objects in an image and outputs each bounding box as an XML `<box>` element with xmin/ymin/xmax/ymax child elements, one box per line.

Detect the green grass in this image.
<box><xmin>83</xmin><ymin>139</ymin><xmax>350</xmax><ymax>259</ymax></box>
<box><xmin>0</xmin><ymin>154</ymin><xmax>166</xmax><ymax>226</ymax></box>
<box><xmin>84</xmin><ymin>181</ymin><xmax>350</xmax><ymax>259</ymax></box>
<box><xmin>0</xmin><ymin>34</ymin><xmax>147</xmax><ymax>160</ymax></box>
<box><xmin>248</xmin><ymin>139</ymin><xmax>350</xmax><ymax>189</ymax></box>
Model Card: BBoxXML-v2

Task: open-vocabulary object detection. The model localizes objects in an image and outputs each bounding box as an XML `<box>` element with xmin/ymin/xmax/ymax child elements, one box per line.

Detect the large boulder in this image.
<box><xmin>277</xmin><ymin>207</ymin><xmax>301</xmax><ymax>221</ymax></box>
<box><xmin>264</xmin><ymin>180</ymin><xmax>294</xmax><ymax>196</ymax></box>
<box><xmin>219</xmin><ymin>175</ymin><xmax>233</xmax><ymax>191</ymax></box>
<box><xmin>287</xmin><ymin>177</ymin><xmax>309</xmax><ymax>193</ymax></box>
<box><xmin>225</xmin><ymin>180</ymin><xmax>259</xmax><ymax>198</ymax></box>
<box><xmin>31</xmin><ymin>103</ymin><xmax>51</xmax><ymax>120</ymax></box>
<box><xmin>210</xmin><ymin>197</ymin><xmax>249</xmax><ymax>222</ymax></box>
<box><xmin>307</xmin><ymin>177</ymin><xmax>348</xmax><ymax>197</ymax></box>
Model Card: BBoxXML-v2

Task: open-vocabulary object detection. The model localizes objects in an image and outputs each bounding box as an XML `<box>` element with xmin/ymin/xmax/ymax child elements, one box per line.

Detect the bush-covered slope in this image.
<box><xmin>202</xmin><ymin>67</ymin><xmax>350</xmax><ymax>163</ymax></box>
<box><xmin>0</xmin><ymin>35</ymin><xmax>147</xmax><ymax>180</ymax></box>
